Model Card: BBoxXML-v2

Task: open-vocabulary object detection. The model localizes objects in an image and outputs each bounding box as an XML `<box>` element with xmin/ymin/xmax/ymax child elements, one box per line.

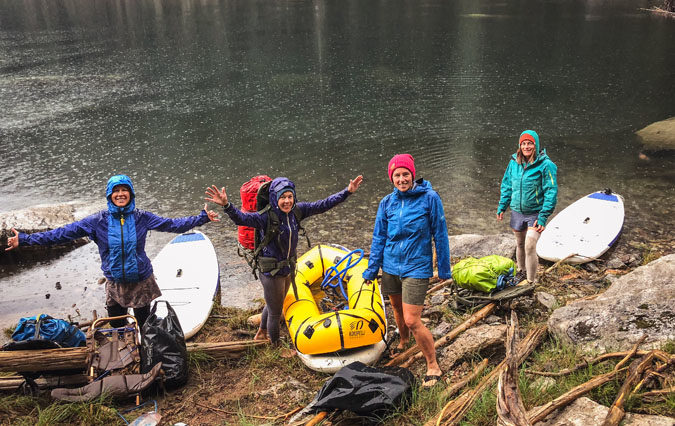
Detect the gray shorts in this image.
<box><xmin>381</xmin><ymin>271</ymin><xmax>429</xmax><ymax>306</ymax></box>
<box><xmin>510</xmin><ymin>210</ymin><xmax>539</xmax><ymax>231</ymax></box>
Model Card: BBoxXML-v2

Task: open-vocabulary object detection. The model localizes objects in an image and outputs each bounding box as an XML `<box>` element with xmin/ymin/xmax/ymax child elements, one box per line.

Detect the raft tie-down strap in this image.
<box><xmin>319</xmin><ymin>248</ymin><xmax>364</xmax><ymax>307</ymax></box>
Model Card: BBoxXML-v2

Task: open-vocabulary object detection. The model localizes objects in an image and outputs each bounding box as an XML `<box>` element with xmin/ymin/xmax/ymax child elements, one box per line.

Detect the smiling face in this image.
<box><xmin>110</xmin><ymin>185</ymin><xmax>131</xmax><ymax>207</ymax></box>
<box><xmin>520</xmin><ymin>139</ymin><xmax>536</xmax><ymax>161</ymax></box>
<box><xmin>392</xmin><ymin>167</ymin><xmax>413</xmax><ymax>192</ymax></box>
<box><xmin>277</xmin><ymin>191</ymin><xmax>295</xmax><ymax>213</ymax></box>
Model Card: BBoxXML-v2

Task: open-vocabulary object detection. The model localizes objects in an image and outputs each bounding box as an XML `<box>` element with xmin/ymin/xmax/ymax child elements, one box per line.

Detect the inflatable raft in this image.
<box><xmin>283</xmin><ymin>245</ymin><xmax>387</xmax><ymax>371</ymax></box>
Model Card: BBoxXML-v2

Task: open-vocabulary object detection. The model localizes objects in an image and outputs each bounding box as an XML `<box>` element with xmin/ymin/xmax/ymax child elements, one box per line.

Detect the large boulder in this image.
<box><xmin>0</xmin><ymin>201</ymin><xmax>103</xmax><ymax>236</ymax></box>
<box><xmin>535</xmin><ymin>396</ymin><xmax>674</xmax><ymax>425</ymax></box>
<box><xmin>0</xmin><ymin>202</ymin><xmax>104</xmax><ymax>259</ymax></box>
<box><xmin>636</xmin><ymin>116</ymin><xmax>675</xmax><ymax>151</ymax></box>
<box><xmin>449</xmin><ymin>233</ymin><xmax>515</xmax><ymax>260</ymax></box>
<box><xmin>548</xmin><ymin>254</ymin><xmax>675</xmax><ymax>352</ymax></box>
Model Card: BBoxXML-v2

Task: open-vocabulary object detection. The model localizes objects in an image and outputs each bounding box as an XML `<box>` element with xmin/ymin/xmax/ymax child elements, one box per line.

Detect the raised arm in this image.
<box><xmin>6</xmin><ymin>217</ymin><xmax>95</xmax><ymax>250</ymax></box>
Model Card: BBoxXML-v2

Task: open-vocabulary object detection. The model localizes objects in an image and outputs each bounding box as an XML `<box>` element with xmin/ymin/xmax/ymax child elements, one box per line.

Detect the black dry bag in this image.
<box><xmin>309</xmin><ymin>361</ymin><xmax>416</xmax><ymax>421</ymax></box>
<box><xmin>140</xmin><ymin>301</ymin><xmax>188</xmax><ymax>389</ymax></box>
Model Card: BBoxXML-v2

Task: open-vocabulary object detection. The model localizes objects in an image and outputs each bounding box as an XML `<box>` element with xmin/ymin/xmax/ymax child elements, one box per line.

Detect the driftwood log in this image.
<box><xmin>431</xmin><ymin>324</ymin><xmax>547</xmax><ymax>426</ymax></box>
<box><xmin>602</xmin><ymin>351</ymin><xmax>656</xmax><ymax>426</ymax></box>
<box><xmin>496</xmin><ymin>311</ymin><xmax>531</xmax><ymax>426</ymax></box>
<box><xmin>387</xmin><ymin>303</ymin><xmax>496</xmax><ymax>368</ymax></box>
<box><xmin>0</xmin><ymin>340</ymin><xmax>266</xmax><ymax>373</ymax></box>
<box><xmin>526</xmin><ymin>368</ymin><xmax>626</xmax><ymax>424</ymax></box>
<box><xmin>0</xmin><ymin>374</ymin><xmax>89</xmax><ymax>391</ymax></box>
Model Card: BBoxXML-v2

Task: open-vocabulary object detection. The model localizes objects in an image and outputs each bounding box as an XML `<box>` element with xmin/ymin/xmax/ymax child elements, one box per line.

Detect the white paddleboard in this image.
<box><xmin>297</xmin><ymin>340</ymin><xmax>387</xmax><ymax>373</ymax></box>
<box><xmin>537</xmin><ymin>190</ymin><xmax>624</xmax><ymax>264</ymax></box>
<box><xmin>152</xmin><ymin>231</ymin><xmax>220</xmax><ymax>339</ymax></box>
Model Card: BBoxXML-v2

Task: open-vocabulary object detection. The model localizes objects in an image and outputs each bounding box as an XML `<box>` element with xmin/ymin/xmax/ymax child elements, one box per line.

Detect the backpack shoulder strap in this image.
<box><xmin>292</xmin><ymin>205</ymin><xmax>311</xmax><ymax>248</ymax></box>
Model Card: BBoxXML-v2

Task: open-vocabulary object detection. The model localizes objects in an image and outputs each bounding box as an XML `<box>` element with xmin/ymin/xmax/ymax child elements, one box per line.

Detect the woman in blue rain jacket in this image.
<box><xmin>6</xmin><ymin>174</ymin><xmax>219</xmax><ymax>327</ymax></box>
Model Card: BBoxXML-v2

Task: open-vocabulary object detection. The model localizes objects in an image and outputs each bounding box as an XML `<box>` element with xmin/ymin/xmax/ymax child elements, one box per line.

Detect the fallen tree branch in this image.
<box><xmin>603</xmin><ymin>351</ymin><xmax>656</xmax><ymax>426</ymax></box>
<box><xmin>195</xmin><ymin>402</ymin><xmax>301</xmax><ymax>421</ymax></box>
<box><xmin>613</xmin><ymin>335</ymin><xmax>647</xmax><ymax>372</ymax></box>
<box><xmin>0</xmin><ymin>340</ymin><xmax>266</xmax><ymax>373</ymax></box>
<box><xmin>427</xmin><ymin>279</ymin><xmax>453</xmax><ymax>294</ymax></box>
<box><xmin>392</xmin><ymin>303</ymin><xmax>496</xmax><ymax>368</ymax></box>
<box><xmin>527</xmin><ymin>367</ymin><xmax>626</xmax><ymax>424</ymax></box>
<box><xmin>541</xmin><ymin>253</ymin><xmax>579</xmax><ymax>277</ymax></box>
<box><xmin>438</xmin><ymin>324</ymin><xmax>547</xmax><ymax>425</ymax></box>
<box><xmin>496</xmin><ymin>311</ymin><xmax>531</xmax><ymax>426</ymax></box>
<box><xmin>423</xmin><ymin>359</ymin><xmax>489</xmax><ymax>426</ymax></box>
<box><xmin>525</xmin><ymin>349</ymin><xmax>663</xmax><ymax>377</ymax></box>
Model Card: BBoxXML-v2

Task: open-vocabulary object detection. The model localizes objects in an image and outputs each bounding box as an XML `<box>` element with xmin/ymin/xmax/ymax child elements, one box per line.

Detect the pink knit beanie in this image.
<box><xmin>388</xmin><ymin>154</ymin><xmax>416</xmax><ymax>181</ymax></box>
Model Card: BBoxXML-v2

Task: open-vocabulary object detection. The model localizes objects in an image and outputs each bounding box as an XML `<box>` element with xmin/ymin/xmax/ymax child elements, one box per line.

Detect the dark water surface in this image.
<box><xmin>1</xmin><ymin>0</ymin><xmax>673</xmax><ymax>323</ymax></box>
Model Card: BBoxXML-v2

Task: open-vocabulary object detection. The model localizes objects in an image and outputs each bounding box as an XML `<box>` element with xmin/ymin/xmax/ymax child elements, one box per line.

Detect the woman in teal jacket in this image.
<box><xmin>497</xmin><ymin>130</ymin><xmax>558</xmax><ymax>284</ymax></box>
<box><xmin>363</xmin><ymin>154</ymin><xmax>451</xmax><ymax>388</ymax></box>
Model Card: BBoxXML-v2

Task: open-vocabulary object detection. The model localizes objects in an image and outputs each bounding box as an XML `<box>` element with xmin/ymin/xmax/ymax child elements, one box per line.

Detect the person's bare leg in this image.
<box><xmin>525</xmin><ymin>228</ymin><xmax>541</xmax><ymax>283</ymax></box>
<box><xmin>389</xmin><ymin>294</ymin><xmax>409</xmax><ymax>350</ymax></box>
<box><xmin>403</xmin><ymin>303</ymin><xmax>441</xmax><ymax>381</ymax></box>
<box><xmin>514</xmin><ymin>230</ymin><xmax>526</xmax><ymax>273</ymax></box>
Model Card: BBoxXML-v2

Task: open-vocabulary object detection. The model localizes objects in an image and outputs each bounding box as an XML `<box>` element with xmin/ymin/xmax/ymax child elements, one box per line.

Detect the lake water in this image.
<box><xmin>1</xmin><ymin>0</ymin><xmax>673</xmax><ymax>327</ymax></box>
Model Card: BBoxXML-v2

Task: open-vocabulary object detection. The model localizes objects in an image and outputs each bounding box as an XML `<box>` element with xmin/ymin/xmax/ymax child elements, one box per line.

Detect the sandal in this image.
<box><xmin>422</xmin><ymin>374</ymin><xmax>442</xmax><ymax>388</ymax></box>
<box><xmin>389</xmin><ymin>346</ymin><xmax>405</xmax><ymax>357</ymax></box>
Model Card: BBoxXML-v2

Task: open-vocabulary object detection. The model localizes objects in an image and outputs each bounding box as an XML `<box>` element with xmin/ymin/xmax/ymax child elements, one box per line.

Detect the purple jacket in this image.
<box><xmin>223</xmin><ymin>177</ymin><xmax>351</xmax><ymax>276</ymax></box>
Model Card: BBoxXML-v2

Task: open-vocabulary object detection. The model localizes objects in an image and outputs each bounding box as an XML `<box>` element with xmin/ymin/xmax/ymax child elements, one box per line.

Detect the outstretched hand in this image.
<box><xmin>496</xmin><ymin>212</ymin><xmax>504</xmax><ymax>221</ymax></box>
<box><xmin>205</xmin><ymin>185</ymin><xmax>228</xmax><ymax>206</ymax></box>
<box><xmin>203</xmin><ymin>203</ymin><xmax>220</xmax><ymax>222</ymax></box>
<box><xmin>5</xmin><ymin>228</ymin><xmax>19</xmax><ymax>251</ymax></box>
<box><xmin>348</xmin><ymin>175</ymin><xmax>364</xmax><ymax>193</ymax></box>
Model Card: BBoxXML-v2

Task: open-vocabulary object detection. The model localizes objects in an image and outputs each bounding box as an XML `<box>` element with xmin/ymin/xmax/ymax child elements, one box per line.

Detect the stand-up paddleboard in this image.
<box><xmin>537</xmin><ymin>190</ymin><xmax>624</xmax><ymax>264</ymax></box>
<box><xmin>152</xmin><ymin>231</ymin><xmax>220</xmax><ymax>339</ymax></box>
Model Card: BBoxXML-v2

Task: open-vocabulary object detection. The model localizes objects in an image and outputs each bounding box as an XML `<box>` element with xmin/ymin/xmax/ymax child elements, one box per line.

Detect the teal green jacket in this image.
<box><xmin>498</xmin><ymin>149</ymin><xmax>558</xmax><ymax>226</ymax></box>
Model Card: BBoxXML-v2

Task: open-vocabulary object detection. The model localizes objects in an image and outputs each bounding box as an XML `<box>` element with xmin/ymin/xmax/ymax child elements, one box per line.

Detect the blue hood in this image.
<box><xmin>106</xmin><ymin>174</ymin><xmax>136</xmax><ymax>216</ymax></box>
<box><xmin>269</xmin><ymin>177</ymin><xmax>296</xmax><ymax>213</ymax></box>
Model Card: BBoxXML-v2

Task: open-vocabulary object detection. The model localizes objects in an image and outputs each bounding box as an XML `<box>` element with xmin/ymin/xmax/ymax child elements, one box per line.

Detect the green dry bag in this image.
<box><xmin>451</xmin><ymin>255</ymin><xmax>516</xmax><ymax>293</ymax></box>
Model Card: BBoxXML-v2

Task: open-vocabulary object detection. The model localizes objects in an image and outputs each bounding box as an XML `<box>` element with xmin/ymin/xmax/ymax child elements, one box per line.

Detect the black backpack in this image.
<box><xmin>239</xmin><ymin>180</ymin><xmax>310</xmax><ymax>278</ymax></box>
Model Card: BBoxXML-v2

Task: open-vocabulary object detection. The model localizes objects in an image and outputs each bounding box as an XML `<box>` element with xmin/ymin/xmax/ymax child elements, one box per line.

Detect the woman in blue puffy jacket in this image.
<box><xmin>362</xmin><ymin>154</ymin><xmax>451</xmax><ymax>388</ymax></box>
<box><xmin>206</xmin><ymin>175</ymin><xmax>363</xmax><ymax>347</ymax></box>
<box><xmin>6</xmin><ymin>174</ymin><xmax>219</xmax><ymax>327</ymax></box>
<box><xmin>497</xmin><ymin>130</ymin><xmax>558</xmax><ymax>284</ymax></box>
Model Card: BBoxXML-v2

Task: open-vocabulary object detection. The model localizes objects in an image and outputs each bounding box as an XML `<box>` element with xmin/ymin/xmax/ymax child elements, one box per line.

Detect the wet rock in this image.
<box><xmin>449</xmin><ymin>233</ymin><xmax>515</xmax><ymax>260</ymax></box>
<box><xmin>548</xmin><ymin>253</ymin><xmax>675</xmax><ymax>352</ymax></box>
<box><xmin>535</xmin><ymin>396</ymin><xmax>675</xmax><ymax>425</ymax></box>
<box><xmin>583</xmin><ymin>262</ymin><xmax>600</xmax><ymax>273</ymax></box>
<box><xmin>636</xmin><ymin>116</ymin><xmax>675</xmax><ymax>151</ymax></box>
<box><xmin>55</xmin><ymin>282</ymin><xmax>62</xmax><ymax>290</ymax></box>
<box><xmin>432</xmin><ymin>321</ymin><xmax>453</xmax><ymax>339</ymax></box>
<box><xmin>509</xmin><ymin>295</ymin><xmax>534</xmax><ymax>312</ymax></box>
<box><xmin>605</xmin><ymin>257</ymin><xmax>625</xmax><ymax>269</ymax></box>
<box><xmin>0</xmin><ymin>201</ymin><xmax>104</xmax><ymax>236</ymax></box>
<box><xmin>485</xmin><ymin>315</ymin><xmax>503</xmax><ymax>324</ymax></box>
<box><xmin>97</xmin><ymin>278</ymin><xmax>106</xmax><ymax>285</ymax></box>
<box><xmin>534</xmin><ymin>292</ymin><xmax>556</xmax><ymax>310</ymax></box>
<box><xmin>439</xmin><ymin>324</ymin><xmax>507</xmax><ymax>372</ymax></box>
<box><xmin>430</xmin><ymin>293</ymin><xmax>445</xmax><ymax>306</ymax></box>
<box><xmin>45</xmin><ymin>294</ymin><xmax>50</xmax><ymax>299</ymax></box>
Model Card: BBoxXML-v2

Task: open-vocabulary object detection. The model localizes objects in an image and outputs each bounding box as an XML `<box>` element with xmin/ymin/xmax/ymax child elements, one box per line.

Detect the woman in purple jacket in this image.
<box><xmin>206</xmin><ymin>175</ymin><xmax>362</xmax><ymax>347</ymax></box>
<box><xmin>6</xmin><ymin>174</ymin><xmax>219</xmax><ymax>327</ymax></box>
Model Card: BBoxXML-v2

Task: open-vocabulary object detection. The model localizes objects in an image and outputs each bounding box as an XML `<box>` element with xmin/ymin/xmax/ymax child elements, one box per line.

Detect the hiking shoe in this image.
<box><xmin>514</xmin><ymin>270</ymin><xmax>527</xmax><ymax>283</ymax></box>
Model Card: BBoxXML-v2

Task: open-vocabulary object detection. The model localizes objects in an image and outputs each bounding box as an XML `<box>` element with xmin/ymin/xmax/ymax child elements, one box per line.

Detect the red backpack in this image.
<box><xmin>237</xmin><ymin>175</ymin><xmax>272</xmax><ymax>250</ymax></box>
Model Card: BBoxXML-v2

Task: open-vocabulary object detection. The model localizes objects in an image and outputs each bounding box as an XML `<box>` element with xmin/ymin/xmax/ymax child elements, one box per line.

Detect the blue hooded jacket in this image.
<box><xmin>223</xmin><ymin>177</ymin><xmax>352</xmax><ymax>277</ymax></box>
<box><xmin>497</xmin><ymin>130</ymin><xmax>558</xmax><ymax>226</ymax></box>
<box><xmin>19</xmin><ymin>175</ymin><xmax>210</xmax><ymax>283</ymax></box>
<box><xmin>362</xmin><ymin>179</ymin><xmax>451</xmax><ymax>281</ymax></box>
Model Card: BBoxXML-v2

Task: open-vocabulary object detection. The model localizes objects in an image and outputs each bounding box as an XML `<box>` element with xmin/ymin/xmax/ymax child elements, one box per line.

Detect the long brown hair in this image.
<box><xmin>516</xmin><ymin>148</ymin><xmax>536</xmax><ymax>165</ymax></box>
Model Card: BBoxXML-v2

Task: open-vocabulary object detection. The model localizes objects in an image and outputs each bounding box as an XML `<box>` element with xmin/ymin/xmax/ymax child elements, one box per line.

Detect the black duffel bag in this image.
<box><xmin>140</xmin><ymin>300</ymin><xmax>188</xmax><ymax>389</ymax></box>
